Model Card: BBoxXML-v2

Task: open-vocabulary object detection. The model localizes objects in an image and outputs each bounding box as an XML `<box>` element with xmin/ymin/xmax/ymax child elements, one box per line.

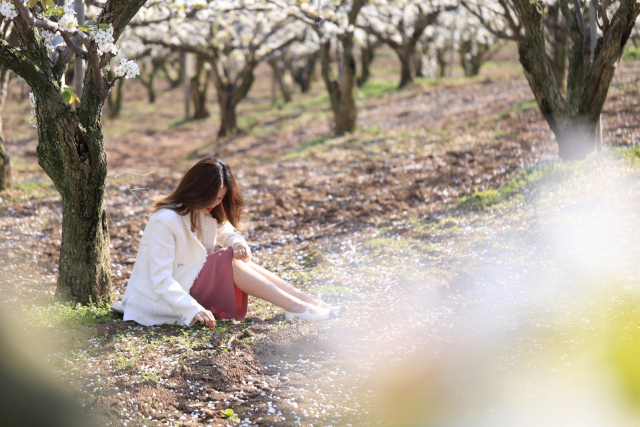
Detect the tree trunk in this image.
<box><xmin>320</xmin><ymin>39</ymin><xmax>357</xmax><ymax>135</ymax></box>
<box><xmin>161</xmin><ymin>61</ymin><xmax>181</xmax><ymax>90</ymax></box>
<box><xmin>291</xmin><ymin>52</ymin><xmax>317</xmax><ymax>93</ymax></box>
<box><xmin>357</xmin><ymin>39</ymin><xmax>377</xmax><ymax>87</ymax></box>
<box><xmin>32</xmin><ymin>73</ymin><xmax>112</xmax><ymax>304</ymax></box>
<box><xmin>546</xmin><ymin>3</ymin><xmax>568</xmax><ymax>92</ymax></box>
<box><xmin>140</xmin><ymin>59</ymin><xmax>162</xmax><ymax>104</ymax></box>
<box><xmin>106</xmin><ymin>71</ymin><xmax>126</xmax><ymax>119</ymax></box>
<box><xmin>0</xmin><ymin>65</ymin><xmax>12</xmax><ymax>191</ymax></box>
<box><xmin>436</xmin><ymin>48</ymin><xmax>448</xmax><ymax>78</ymax></box>
<box><xmin>218</xmin><ymin>96</ymin><xmax>238</xmax><ymax>138</ymax></box>
<box><xmin>1</xmin><ymin>0</ymin><xmax>149</xmax><ymax>304</ymax></box>
<box><xmin>268</xmin><ymin>58</ymin><xmax>292</xmax><ymax>104</ymax></box>
<box><xmin>397</xmin><ymin>45</ymin><xmax>414</xmax><ymax>88</ymax></box>
<box><xmin>459</xmin><ymin>41</ymin><xmax>492</xmax><ymax>77</ymax></box>
<box><xmin>191</xmin><ymin>55</ymin><xmax>210</xmax><ymax>120</ymax></box>
<box><xmin>515</xmin><ymin>0</ymin><xmax>639</xmax><ymax>160</ymax></box>
<box><xmin>414</xmin><ymin>45</ymin><xmax>425</xmax><ymax>78</ymax></box>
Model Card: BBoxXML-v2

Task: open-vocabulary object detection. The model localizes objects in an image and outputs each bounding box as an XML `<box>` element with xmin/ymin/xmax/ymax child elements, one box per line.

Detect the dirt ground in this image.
<box><xmin>1</xmin><ymin>48</ymin><xmax>640</xmax><ymax>427</ymax></box>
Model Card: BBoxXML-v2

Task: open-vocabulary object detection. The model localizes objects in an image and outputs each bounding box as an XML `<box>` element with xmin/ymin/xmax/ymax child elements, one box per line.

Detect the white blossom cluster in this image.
<box><xmin>0</xmin><ymin>1</ymin><xmax>18</xmax><ymax>20</ymax></box>
<box><xmin>58</xmin><ymin>6</ymin><xmax>78</xmax><ymax>33</ymax></box>
<box><xmin>88</xmin><ymin>24</ymin><xmax>119</xmax><ymax>56</ymax></box>
<box><xmin>113</xmin><ymin>58</ymin><xmax>140</xmax><ymax>79</ymax></box>
<box><xmin>131</xmin><ymin>0</ymin><xmax>305</xmax><ymax>82</ymax></box>
<box><xmin>40</xmin><ymin>29</ymin><xmax>61</xmax><ymax>53</ymax></box>
<box><xmin>28</xmin><ymin>92</ymin><xmax>37</xmax><ymax>127</ymax></box>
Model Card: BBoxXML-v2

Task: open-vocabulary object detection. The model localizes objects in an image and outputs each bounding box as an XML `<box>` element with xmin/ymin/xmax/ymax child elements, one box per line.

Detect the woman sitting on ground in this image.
<box><xmin>116</xmin><ymin>157</ymin><xmax>343</xmax><ymax>328</ymax></box>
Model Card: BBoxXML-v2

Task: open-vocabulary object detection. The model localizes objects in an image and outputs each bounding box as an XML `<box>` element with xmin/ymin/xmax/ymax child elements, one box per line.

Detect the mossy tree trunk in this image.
<box><xmin>0</xmin><ymin>24</ymin><xmax>17</xmax><ymax>192</ymax></box>
<box><xmin>513</xmin><ymin>0</ymin><xmax>639</xmax><ymax>159</ymax></box>
<box><xmin>545</xmin><ymin>3</ymin><xmax>569</xmax><ymax>92</ymax></box>
<box><xmin>0</xmin><ymin>64</ymin><xmax>12</xmax><ymax>191</ymax></box>
<box><xmin>0</xmin><ymin>0</ymin><xmax>148</xmax><ymax>304</ymax></box>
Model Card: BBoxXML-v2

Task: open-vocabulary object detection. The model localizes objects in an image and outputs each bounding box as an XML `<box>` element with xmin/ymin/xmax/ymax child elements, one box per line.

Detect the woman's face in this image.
<box><xmin>201</xmin><ymin>186</ymin><xmax>227</xmax><ymax>213</ymax></box>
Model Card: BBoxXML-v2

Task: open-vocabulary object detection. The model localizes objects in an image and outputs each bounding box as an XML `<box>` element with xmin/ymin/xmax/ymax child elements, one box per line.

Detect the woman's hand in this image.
<box><xmin>232</xmin><ymin>243</ymin><xmax>251</xmax><ymax>262</ymax></box>
<box><xmin>194</xmin><ymin>310</ymin><xmax>216</xmax><ymax>329</ymax></box>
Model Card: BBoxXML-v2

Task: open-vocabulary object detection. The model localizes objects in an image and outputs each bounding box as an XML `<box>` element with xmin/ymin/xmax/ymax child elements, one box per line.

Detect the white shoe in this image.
<box><xmin>285</xmin><ymin>304</ymin><xmax>334</xmax><ymax>321</ymax></box>
<box><xmin>111</xmin><ymin>300</ymin><xmax>124</xmax><ymax>314</ymax></box>
<box><xmin>315</xmin><ymin>299</ymin><xmax>348</xmax><ymax>317</ymax></box>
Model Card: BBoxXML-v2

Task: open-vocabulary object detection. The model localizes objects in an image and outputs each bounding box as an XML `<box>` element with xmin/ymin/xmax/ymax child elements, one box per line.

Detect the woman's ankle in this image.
<box><xmin>287</xmin><ymin>301</ymin><xmax>308</xmax><ymax>314</ymax></box>
<box><xmin>314</xmin><ymin>300</ymin><xmax>331</xmax><ymax>309</ymax></box>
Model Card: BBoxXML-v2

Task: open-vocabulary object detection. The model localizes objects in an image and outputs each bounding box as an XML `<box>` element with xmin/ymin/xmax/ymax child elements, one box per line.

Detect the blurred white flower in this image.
<box><xmin>58</xmin><ymin>6</ymin><xmax>78</xmax><ymax>33</ymax></box>
<box><xmin>0</xmin><ymin>1</ymin><xmax>17</xmax><ymax>20</ymax></box>
<box><xmin>113</xmin><ymin>58</ymin><xmax>140</xmax><ymax>79</ymax></box>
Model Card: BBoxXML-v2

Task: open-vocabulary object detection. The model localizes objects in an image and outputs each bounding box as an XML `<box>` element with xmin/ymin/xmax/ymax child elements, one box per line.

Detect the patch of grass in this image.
<box><xmin>242</xmin><ymin>336</ymin><xmax>258</xmax><ymax>345</ymax></box>
<box><xmin>622</xmin><ymin>46</ymin><xmax>640</xmax><ymax>60</ymax></box>
<box><xmin>356</xmin><ymin>79</ymin><xmax>398</xmax><ymax>99</ymax></box>
<box><xmin>364</xmin><ymin>237</ymin><xmax>438</xmax><ymax>257</ymax></box>
<box><xmin>500</xmin><ymin>99</ymin><xmax>537</xmax><ymax>118</ymax></box>
<box><xmin>22</xmin><ymin>300</ymin><xmax>114</xmax><ymax>330</ymax></box>
<box><xmin>458</xmin><ymin>161</ymin><xmax>583</xmax><ymax>209</ymax></box>
<box><xmin>1</xmin><ymin>175</ymin><xmax>59</xmax><ymax>203</ymax></box>
<box><xmin>284</xmin><ymin>134</ymin><xmax>335</xmax><ymax>158</ymax></box>
<box><xmin>613</xmin><ymin>145</ymin><xmax>640</xmax><ymax>169</ymax></box>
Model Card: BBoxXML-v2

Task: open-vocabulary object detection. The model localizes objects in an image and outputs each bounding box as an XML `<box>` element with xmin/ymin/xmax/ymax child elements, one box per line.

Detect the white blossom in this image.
<box><xmin>58</xmin><ymin>6</ymin><xmax>78</xmax><ymax>33</ymax></box>
<box><xmin>40</xmin><ymin>29</ymin><xmax>61</xmax><ymax>53</ymax></box>
<box><xmin>113</xmin><ymin>58</ymin><xmax>140</xmax><ymax>79</ymax></box>
<box><xmin>88</xmin><ymin>24</ymin><xmax>119</xmax><ymax>56</ymax></box>
<box><xmin>0</xmin><ymin>1</ymin><xmax>18</xmax><ymax>20</ymax></box>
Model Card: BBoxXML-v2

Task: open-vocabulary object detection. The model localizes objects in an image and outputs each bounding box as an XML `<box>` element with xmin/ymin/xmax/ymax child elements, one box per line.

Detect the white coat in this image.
<box><xmin>120</xmin><ymin>207</ymin><xmax>247</xmax><ymax>327</ymax></box>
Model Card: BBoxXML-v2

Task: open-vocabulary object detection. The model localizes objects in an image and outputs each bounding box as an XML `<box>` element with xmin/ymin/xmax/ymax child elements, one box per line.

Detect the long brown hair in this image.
<box><xmin>152</xmin><ymin>158</ymin><xmax>246</xmax><ymax>232</ymax></box>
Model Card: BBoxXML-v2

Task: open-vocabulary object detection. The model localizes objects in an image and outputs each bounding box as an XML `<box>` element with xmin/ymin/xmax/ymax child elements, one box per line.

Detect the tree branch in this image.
<box><xmin>593</xmin><ymin>0</ymin><xmax>609</xmax><ymax>32</ymax></box>
<box><xmin>571</xmin><ymin>0</ymin><xmax>588</xmax><ymax>39</ymax></box>
<box><xmin>60</xmin><ymin>33</ymin><xmax>89</xmax><ymax>60</ymax></box>
<box><xmin>460</xmin><ymin>2</ymin><xmax>517</xmax><ymax>41</ymax></box>
<box><xmin>11</xmin><ymin>0</ymin><xmax>92</xmax><ymax>48</ymax></box>
<box><xmin>0</xmin><ymin>37</ymin><xmax>49</xmax><ymax>91</ymax></box>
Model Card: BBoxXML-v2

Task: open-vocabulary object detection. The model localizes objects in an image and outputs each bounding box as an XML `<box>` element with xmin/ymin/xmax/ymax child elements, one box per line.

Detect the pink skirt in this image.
<box><xmin>190</xmin><ymin>246</ymin><xmax>248</xmax><ymax>321</ymax></box>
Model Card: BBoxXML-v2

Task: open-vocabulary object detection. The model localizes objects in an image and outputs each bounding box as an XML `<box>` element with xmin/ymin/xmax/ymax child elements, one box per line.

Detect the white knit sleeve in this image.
<box><xmin>147</xmin><ymin>218</ymin><xmax>204</xmax><ymax>325</ymax></box>
<box><xmin>216</xmin><ymin>221</ymin><xmax>247</xmax><ymax>248</ymax></box>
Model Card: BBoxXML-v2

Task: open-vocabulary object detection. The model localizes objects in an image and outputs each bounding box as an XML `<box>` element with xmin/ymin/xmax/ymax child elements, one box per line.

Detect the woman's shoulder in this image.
<box><xmin>149</xmin><ymin>207</ymin><xmax>185</xmax><ymax>225</ymax></box>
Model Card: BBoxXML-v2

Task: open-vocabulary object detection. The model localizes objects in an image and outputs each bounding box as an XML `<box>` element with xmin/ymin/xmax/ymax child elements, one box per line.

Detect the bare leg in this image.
<box><xmin>232</xmin><ymin>259</ymin><xmax>325</xmax><ymax>314</ymax></box>
<box><xmin>245</xmin><ymin>261</ymin><xmax>331</xmax><ymax>308</ymax></box>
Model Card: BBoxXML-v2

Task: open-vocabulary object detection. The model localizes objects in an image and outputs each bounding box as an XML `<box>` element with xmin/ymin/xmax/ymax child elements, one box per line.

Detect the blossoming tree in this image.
<box><xmin>360</xmin><ymin>0</ymin><xmax>456</xmax><ymax>88</ymax></box>
<box><xmin>288</xmin><ymin>0</ymin><xmax>368</xmax><ymax>135</ymax></box>
<box><xmin>135</xmin><ymin>0</ymin><xmax>304</xmax><ymax>137</ymax></box>
<box><xmin>462</xmin><ymin>0</ymin><xmax>638</xmax><ymax>159</ymax></box>
<box><xmin>0</xmin><ymin>0</ymin><xmax>144</xmax><ymax>303</ymax></box>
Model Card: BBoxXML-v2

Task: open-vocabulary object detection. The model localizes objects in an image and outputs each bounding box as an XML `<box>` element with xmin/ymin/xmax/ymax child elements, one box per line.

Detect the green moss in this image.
<box><xmin>284</xmin><ymin>134</ymin><xmax>335</xmax><ymax>158</ymax></box>
<box><xmin>613</xmin><ymin>145</ymin><xmax>640</xmax><ymax>169</ymax></box>
<box><xmin>356</xmin><ymin>79</ymin><xmax>398</xmax><ymax>99</ymax></box>
<box><xmin>21</xmin><ymin>300</ymin><xmax>114</xmax><ymax>330</ymax></box>
<box><xmin>458</xmin><ymin>161</ymin><xmax>583</xmax><ymax>209</ymax></box>
<box><xmin>500</xmin><ymin>99</ymin><xmax>538</xmax><ymax>118</ymax></box>
<box><xmin>622</xmin><ymin>46</ymin><xmax>640</xmax><ymax>60</ymax></box>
